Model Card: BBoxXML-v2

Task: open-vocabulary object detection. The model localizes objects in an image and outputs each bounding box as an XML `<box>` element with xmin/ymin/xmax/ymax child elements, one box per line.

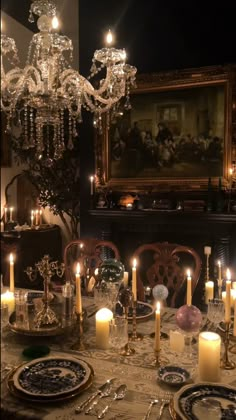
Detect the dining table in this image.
<box><xmin>1</xmin><ymin>290</ymin><xmax>236</xmax><ymax>420</ymax></box>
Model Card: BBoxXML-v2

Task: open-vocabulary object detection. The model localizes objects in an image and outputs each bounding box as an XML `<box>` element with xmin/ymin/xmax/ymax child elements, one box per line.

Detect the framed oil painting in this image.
<box><xmin>95</xmin><ymin>65</ymin><xmax>236</xmax><ymax>191</ymax></box>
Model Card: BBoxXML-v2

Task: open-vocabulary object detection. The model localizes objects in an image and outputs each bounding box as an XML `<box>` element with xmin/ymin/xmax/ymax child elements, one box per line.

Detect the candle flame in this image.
<box><xmin>156</xmin><ymin>301</ymin><xmax>160</xmax><ymax>312</ymax></box>
<box><xmin>79</xmin><ymin>243</ymin><xmax>84</xmax><ymax>249</ymax></box>
<box><xmin>52</xmin><ymin>16</ymin><xmax>59</xmax><ymax>29</ymax></box>
<box><xmin>39</xmin><ymin>210</ymin><xmax>42</xmax><ymax>215</ymax></box>
<box><xmin>218</xmin><ymin>260</ymin><xmax>221</xmax><ymax>267</ymax></box>
<box><xmin>76</xmin><ymin>262</ymin><xmax>80</xmax><ymax>275</ymax></box>
<box><xmin>9</xmin><ymin>253</ymin><xmax>14</xmax><ymax>263</ymax></box>
<box><xmin>226</xmin><ymin>268</ymin><xmax>231</xmax><ymax>281</ymax></box>
<box><xmin>229</xmin><ymin>168</ymin><xmax>233</xmax><ymax>176</ymax></box>
<box><xmin>106</xmin><ymin>29</ymin><xmax>113</xmax><ymax>45</ymax></box>
<box><xmin>90</xmin><ymin>176</ymin><xmax>94</xmax><ymax>182</ymax></box>
<box><xmin>94</xmin><ymin>268</ymin><xmax>98</xmax><ymax>276</ymax></box>
<box><xmin>186</xmin><ymin>268</ymin><xmax>191</xmax><ymax>278</ymax></box>
<box><xmin>133</xmin><ymin>258</ymin><xmax>137</xmax><ymax>268</ymax></box>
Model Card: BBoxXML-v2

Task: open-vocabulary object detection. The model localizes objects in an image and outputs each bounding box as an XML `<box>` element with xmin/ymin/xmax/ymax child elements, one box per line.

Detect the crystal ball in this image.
<box><xmin>176</xmin><ymin>304</ymin><xmax>202</xmax><ymax>334</ymax></box>
<box><xmin>98</xmin><ymin>259</ymin><xmax>124</xmax><ymax>283</ymax></box>
<box><xmin>152</xmin><ymin>284</ymin><xmax>169</xmax><ymax>301</ymax></box>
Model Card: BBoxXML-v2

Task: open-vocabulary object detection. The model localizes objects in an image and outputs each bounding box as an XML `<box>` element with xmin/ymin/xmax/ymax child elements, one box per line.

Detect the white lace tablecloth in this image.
<box><xmin>1</xmin><ymin>297</ymin><xmax>236</xmax><ymax>420</ymax></box>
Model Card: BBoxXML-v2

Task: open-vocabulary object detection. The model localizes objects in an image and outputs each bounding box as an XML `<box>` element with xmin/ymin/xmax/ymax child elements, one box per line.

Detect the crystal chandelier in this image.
<box><xmin>1</xmin><ymin>0</ymin><xmax>137</xmax><ymax>165</ymax></box>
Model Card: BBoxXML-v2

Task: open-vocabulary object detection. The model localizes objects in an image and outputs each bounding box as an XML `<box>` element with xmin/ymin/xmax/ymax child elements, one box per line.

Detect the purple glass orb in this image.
<box><xmin>175</xmin><ymin>304</ymin><xmax>202</xmax><ymax>334</ymax></box>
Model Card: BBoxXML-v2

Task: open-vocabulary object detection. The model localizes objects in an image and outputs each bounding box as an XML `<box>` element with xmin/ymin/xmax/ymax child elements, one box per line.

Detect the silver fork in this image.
<box><xmin>157</xmin><ymin>398</ymin><xmax>170</xmax><ymax>419</ymax></box>
<box><xmin>142</xmin><ymin>399</ymin><xmax>159</xmax><ymax>420</ymax></box>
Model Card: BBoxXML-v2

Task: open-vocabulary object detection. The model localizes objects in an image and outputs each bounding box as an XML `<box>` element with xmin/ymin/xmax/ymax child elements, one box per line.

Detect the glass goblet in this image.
<box><xmin>1</xmin><ymin>303</ymin><xmax>9</xmax><ymax>350</ymax></box>
<box><xmin>109</xmin><ymin>317</ymin><xmax>128</xmax><ymax>374</ymax></box>
<box><xmin>207</xmin><ymin>299</ymin><xmax>225</xmax><ymax>331</ymax></box>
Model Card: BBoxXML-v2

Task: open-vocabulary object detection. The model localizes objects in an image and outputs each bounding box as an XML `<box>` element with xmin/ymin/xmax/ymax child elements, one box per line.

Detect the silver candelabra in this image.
<box><xmin>25</xmin><ymin>255</ymin><xmax>65</xmax><ymax>328</ymax></box>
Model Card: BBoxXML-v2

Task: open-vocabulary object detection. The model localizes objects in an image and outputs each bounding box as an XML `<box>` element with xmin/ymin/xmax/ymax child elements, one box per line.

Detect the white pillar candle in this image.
<box><xmin>198</xmin><ymin>332</ymin><xmax>221</xmax><ymax>382</ymax></box>
<box><xmin>204</xmin><ymin>246</ymin><xmax>211</xmax><ymax>255</ymax></box>
<box><xmin>75</xmin><ymin>263</ymin><xmax>82</xmax><ymax>314</ymax></box>
<box><xmin>122</xmin><ymin>271</ymin><xmax>129</xmax><ymax>288</ymax></box>
<box><xmin>186</xmin><ymin>269</ymin><xmax>192</xmax><ymax>306</ymax></box>
<box><xmin>9</xmin><ymin>253</ymin><xmax>14</xmax><ymax>293</ymax></box>
<box><xmin>132</xmin><ymin>259</ymin><xmax>137</xmax><ymax>302</ymax></box>
<box><xmin>90</xmin><ymin>176</ymin><xmax>94</xmax><ymax>195</ymax></box>
<box><xmin>225</xmin><ymin>269</ymin><xmax>231</xmax><ymax>322</ymax></box>
<box><xmin>154</xmin><ymin>301</ymin><xmax>161</xmax><ymax>351</ymax></box>
<box><xmin>205</xmin><ymin>281</ymin><xmax>214</xmax><ymax>304</ymax></box>
<box><xmin>96</xmin><ymin>308</ymin><xmax>113</xmax><ymax>349</ymax></box>
<box><xmin>170</xmin><ymin>330</ymin><xmax>185</xmax><ymax>352</ymax></box>
<box><xmin>1</xmin><ymin>290</ymin><xmax>15</xmax><ymax>314</ymax></box>
<box><xmin>9</xmin><ymin>207</ymin><xmax>13</xmax><ymax>222</ymax></box>
<box><xmin>4</xmin><ymin>207</ymin><xmax>8</xmax><ymax>224</ymax></box>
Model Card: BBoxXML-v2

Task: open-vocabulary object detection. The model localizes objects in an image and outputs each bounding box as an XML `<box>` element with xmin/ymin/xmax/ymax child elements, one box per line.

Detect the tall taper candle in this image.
<box><xmin>4</xmin><ymin>207</ymin><xmax>8</xmax><ymax>224</ymax></box>
<box><xmin>225</xmin><ymin>269</ymin><xmax>231</xmax><ymax>323</ymax></box>
<box><xmin>75</xmin><ymin>262</ymin><xmax>82</xmax><ymax>314</ymax></box>
<box><xmin>186</xmin><ymin>269</ymin><xmax>192</xmax><ymax>306</ymax></box>
<box><xmin>90</xmin><ymin>176</ymin><xmax>94</xmax><ymax>195</ymax></box>
<box><xmin>154</xmin><ymin>301</ymin><xmax>161</xmax><ymax>351</ymax></box>
<box><xmin>9</xmin><ymin>253</ymin><xmax>14</xmax><ymax>293</ymax></box>
<box><xmin>9</xmin><ymin>207</ymin><xmax>13</xmax><ymax>222</ymax></box>
<box><xmin>218</xmin><ymin>260</ymin><xmax>222</xmax><ymax>285</ymax></box>
<box><xmin>132</xmin><ymin>259</ymin><xmax>137</xmax><ymax>302</ymax></box>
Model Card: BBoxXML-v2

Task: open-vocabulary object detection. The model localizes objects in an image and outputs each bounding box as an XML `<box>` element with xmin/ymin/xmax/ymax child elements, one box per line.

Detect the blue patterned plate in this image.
<box><xmin>174</xmin><ymin>383</ymin><xmax>236</xmax><ymax>419</ymax></box>
<box><xmin>157</xmin><ymin>366</ymin><xmax>190</xmax><ymax>387</ymax></box>
<box><xmin>13</xmin><ymin>356</ymin><xmax>92</xmax><ymax>397</ymax></box>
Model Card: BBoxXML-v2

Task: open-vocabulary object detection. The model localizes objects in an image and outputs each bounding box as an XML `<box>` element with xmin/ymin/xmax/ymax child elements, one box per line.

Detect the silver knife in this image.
<box><xmin>75</xmin><ymin>378</ymin><xmax>116</xmax><ymax>414</ymax></box>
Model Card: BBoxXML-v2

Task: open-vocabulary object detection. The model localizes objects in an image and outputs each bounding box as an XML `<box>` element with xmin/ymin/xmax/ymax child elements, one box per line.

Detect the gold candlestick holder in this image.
<box><xmin>129</xmin><ymin>300</ymin><xmax>143</xmax><ymax>341</ymax></box>
<box><xmin>153</xmin><ymin>350</ymin><xmax>169</xmax><ymax>368</ymax></box>
<box><xmin>121</xmin><ymin>307</ymin><xmax>135</xmax><ymax>355</ymax></box>
<box><xmin>229</xmin><ymin>334</ymin><xmax>236</xmax><ymax>354</ymax></box>
<box><xmin>71</xmin><ymin>312</ymin><xmax>86</xmax><ymax>350</ymax></box>
<box><xmin>25</xmin><ymin>255</ymin><xmax>65</xmax><ymax>328</ymax></box>
<box><xmin>220</xmin><ymin>321</ymin><xmax>236</xmax><ymax>369</ymax></box>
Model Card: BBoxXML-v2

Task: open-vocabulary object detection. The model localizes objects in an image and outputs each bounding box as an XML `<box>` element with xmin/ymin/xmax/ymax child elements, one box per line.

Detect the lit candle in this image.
<box><xmin>132</xmin><ymin>259</ymin><xmax>137</xmax><ymax>302</ymax></box>
<box><xmin>186</xmin><ymin>269</ymin><xmax>192</xmax><ymax>306</ymax></box>
<box><xmin>218</xmin><ymin>260</ymin><xmax>222</xmax><ymax>286</ymax></box>
<box><xmin>205</xmin><ymin>281</ymin><xmax>214</xmax><ymax>304</ymax></box>
<box><xmin>9</xmin><ymin>207</ymin><xmax>13</xmax><ymax>222</ymax></box>
<box><xmin>90</xmin><ymin>176</ymin><xmax>94</xmax><ymax>195</ymax></box>
<box><xmin>4</xmin><ymin>207</ymin><xmax>8</xmax><ymax>224</ymax></box>
<box><xmin>9</xmin><ymin>253</ymin><xmax>14</xmax><ymax>293</ymax></box>
<box><xmin>106</xmin><ymin>29</ymin><xmax>113</xmax><ymax>45</ymax></box>
<box><xmin>225</xmin><ymin>268</ymin><xmax>231</xmax><ymax>322</ymax></box>
<box><xmin>75</xmin><ymin>263</ymin><xmax>82</xmax><ymax>314</ymax></box>
<box><xmin>31</xmin><ymin>210</ymin><xmax>35</xmax><ymax>226</ymax></box>
<box><xmin>154</xmin><ymin>301</ymin><xmax>161</xmax><ymax>351</ymax></box>
<box><xmin>222</xmin><ymin>289</ymin><xmax>236</xmax><ymax>308</ymax></box>
<box><xmin>1</xmin><ymin>290</ymin><xmax>15</xmax><ymax>314</ymax></box>
<box><xmin>229</xmin><ymin>167</ymin><xmax>233</xmax><ymax>189</ymax></box>
<box><xmin>39</xmin><ymin>209</ymin><xmax>43</xmax><ymax>225</ymax></box>
<box><xmin>95</xmin><ymin>308</ymin><xmax>113</xmax><ymax>349</ymax></box>
<box><xmin>204</xmin><ymin>246</ymin><xmax>211</xmax><ymax>256</ymax></box>
<box><xmin>122</xmin><ymin>271</ymin><xmax>129</xmax><ymax>288</ymax></box>
<box><xmin>198</xmin><ymin>332</ymin><xmax>221</xmax><ymax>382</ymax></box>
<box><xmin>35</xmin><ymin>210</ymin><xmax>39</xmax><ymax>225</ymax></box>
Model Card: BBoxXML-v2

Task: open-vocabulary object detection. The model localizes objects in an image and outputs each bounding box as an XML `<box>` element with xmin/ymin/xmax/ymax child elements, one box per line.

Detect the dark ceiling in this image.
<box><xmin>1</xmin><ymin>0</ymin><xmax>236</xmax><ymax>74</ymax></box>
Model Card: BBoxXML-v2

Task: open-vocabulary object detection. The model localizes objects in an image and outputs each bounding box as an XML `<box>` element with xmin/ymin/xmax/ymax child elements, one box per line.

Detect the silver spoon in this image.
<box><xmin>97</xmin><ymin>384</ymin><xmax>127</xmax><ymax>419</ymax></box>
<box><xmin>85</xmin><ymin>380</ymin><xmax>115</xmax><ymax>414</ymax></box>
<box><xmin>142</xmin><ymin>399</ymin><xmax>159</xmax><ymax>420</ymax></box>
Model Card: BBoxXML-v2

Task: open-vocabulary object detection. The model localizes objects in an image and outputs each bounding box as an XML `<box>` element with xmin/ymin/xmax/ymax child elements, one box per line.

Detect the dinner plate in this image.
<box><xmin>174</xmin><ymin>383</ymin><xmax>236</xmax><ymax>420</ymax></box>
<box><xmin>7</xmin><ymin>364</ymin><xmax>93</xmax><ymax>403</ymax></box>
<box><xmin>12</xmin><ymin>356</ymin><xmax>92</xmax><ymax>398</ymax></box>
<box><xmin>116</xmin><ymin>301</ymin><xmax>154</xmax><ymax>322</ymax></box>
<box><xmin>157</xmin><ymin>366</ymin><xmax>190</xmax><ymax>387</ymax></box>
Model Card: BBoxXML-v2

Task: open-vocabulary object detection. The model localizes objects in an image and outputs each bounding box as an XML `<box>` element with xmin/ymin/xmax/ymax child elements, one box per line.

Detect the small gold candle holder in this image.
<box><xmin>153</xmin><ymin>350</ymin><xmax>169</xmax><ymax>368</ymax></box>
<box><xmin>129</xmin><ymin>300</ymin><xmax>143</xmax><ymax>342</ymax></box>
<box><xmin>71</xmin><ymin>312</ymin><xmax>86</xmax><ymax>350</ymax></box>
<box><xmin>220</xmin><ymin>321</ymin><xmax>236</xmax><ymax>369</ymax></box>
<box><xmin>229</xmin><ymin>334</ymin><xmax>236</xmax><ymax>354</ymax></box>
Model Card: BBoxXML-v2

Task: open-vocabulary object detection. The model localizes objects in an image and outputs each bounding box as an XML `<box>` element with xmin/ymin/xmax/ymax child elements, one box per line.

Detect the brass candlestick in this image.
<box><xmin>25</xmin><ymin>255</ymin><xmax>65</xmax><ymax>328</ymax></box>
<box><xmin>229</xmin><ymin>335</ymin><xmax>236</xmax><ymax>354</ymax></box>
<box><xmin>221</xmin><ymin>321</ymin><xmax>236</xmax><ymax>369</ymax></box>
<box><xmin>129</xmin><ymin>299</ymin><xmax>143</xmax><ymax>341</ymax></box>
<box><xmin>71</xmin><ymin>312</ymin><xmax>86</xmax><ymax>350</ymax></box>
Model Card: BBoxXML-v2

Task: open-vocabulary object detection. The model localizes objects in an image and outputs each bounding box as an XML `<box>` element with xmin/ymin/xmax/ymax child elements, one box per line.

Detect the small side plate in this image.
<box><xmin>157</xmin><ymin>366</ymin><xmax>190</xmax><ymax>387</ymax></box>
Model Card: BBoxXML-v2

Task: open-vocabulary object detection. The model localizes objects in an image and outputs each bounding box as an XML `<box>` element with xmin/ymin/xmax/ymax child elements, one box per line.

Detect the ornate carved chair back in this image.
<box><xmin>132</xmin><ymin>242</ymin><xmax>201</xmax><ymax>307</ymax></box>
<box><xmin>63</xmin><ymin>238</ymin><xmax>120</xmax><ymax>286</ymax></box>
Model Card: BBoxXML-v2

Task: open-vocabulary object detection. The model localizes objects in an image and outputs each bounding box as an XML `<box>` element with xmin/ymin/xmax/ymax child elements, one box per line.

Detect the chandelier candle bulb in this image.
<box><xmin>9</xmin><ymin>253</ymin><xmax>14</xmax><ymax>293</ymax></box>
<box><xmin>205</xmin><ymin>281</ymin><xmax>214</xmax><ymax>304</ymax></box>
<box><xmin>96</xmin><ymin>308</ymin><xmax>113</xmax><ymax>349</ymax></box>
<box><xmin>198</xmin><ymin>332</ymin><xmax>221</xmax><ymax>382</ymax></box>
<box><xmin>90</xmin><ymin>176</ymin><xmax>94</xmax><ymax>195</ymax></box>
<box><xmin>204</xmin><ymin>246</ymin><xmax>211</xmax><ymax>255</ymax></box>
<box><xmin>132</xmin><ymin>259</ymin><xmax>137</xmax><ymax>302</ymax></box>
<box><xmin>75</xmin><ymin>263</ymin><xmax>82</xmax><ymax>314</ymax></box>
<box><xmin>1</xmin><ymin>290</ymin><xmax>15</xmax><ymax>314</ymax></box>
<box><xmin>225</xmin><ymin>269</ymin><xmax>232</xmax><ymax>322</ymax></box>
<box><xmin>186</xmin><ymin>269</ymin><xmax>192</xmax><ymax>306</ymax></box>
<box><xmin>154</xmin><ymin>302</ymin><xmax>161</xmax><ymax>352</ymax></box>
